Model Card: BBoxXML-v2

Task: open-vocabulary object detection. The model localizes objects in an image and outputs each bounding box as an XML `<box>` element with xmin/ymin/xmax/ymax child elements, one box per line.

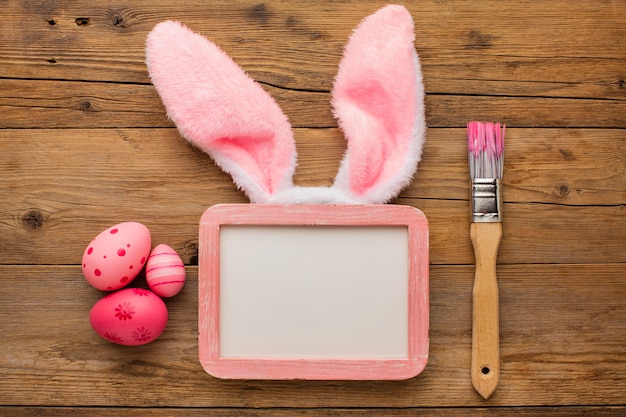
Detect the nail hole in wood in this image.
<box><xmin>75</xmin><ymin>17</ymin><xmax>90</xmax><ymax>26</ymax></box>
<box><xmin>481</xmin><ymin>366</ymin><xmax>491</xmax><ymax>375</ymax></box>
<box><xmin>47</xmin><ymin>19</ymin><xmax>57</xmax><ymax>26</ymax></box>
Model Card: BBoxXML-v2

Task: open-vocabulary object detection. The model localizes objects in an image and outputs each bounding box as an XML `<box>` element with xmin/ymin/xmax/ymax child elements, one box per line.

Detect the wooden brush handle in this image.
<box><xmin>470</xmin><ymin>222</ymin><xmax>502</xmax><ymax>400</ymax></box>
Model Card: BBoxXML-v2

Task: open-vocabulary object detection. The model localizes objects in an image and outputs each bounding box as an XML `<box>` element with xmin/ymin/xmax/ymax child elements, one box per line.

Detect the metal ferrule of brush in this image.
<box><xmin>470</xmin><ymin>178</ymin><xmax>502</xmax><ymax>223</ymax></box>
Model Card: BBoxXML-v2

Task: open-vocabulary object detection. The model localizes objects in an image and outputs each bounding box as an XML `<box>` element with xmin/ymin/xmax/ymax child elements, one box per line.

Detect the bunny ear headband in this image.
<box><xmin>146</xmin><ymin>4</ymin><xmax>425</xmax><ymax>205</ymax></box>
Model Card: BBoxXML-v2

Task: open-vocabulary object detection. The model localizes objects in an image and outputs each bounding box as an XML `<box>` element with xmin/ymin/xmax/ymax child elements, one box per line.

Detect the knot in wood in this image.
<box><xmin>75</xmin><ymin>17</ymin><xmax>90</xmax><ymax>26</ymax></box>
<box><xmin>247</xmin><ymin>3</ymin><xmax>271</xmax><ymax>25</ymax></box>
<box><xmin>183</xmin><ymin>240</ymin><xmax>198</xmax><ymax>265</ymax></box>
<box><xmin>111</xmin><ymin>12</ymin><xmax>124</xmax><ymax>27</ymax></box>
<box><xmin>554</xmin><ymin>181</ymin><xmax>571</xmax><ymax>197</ymax></box>
<box><xmin>21</xmin><ymin>209</ymin><xmax>46</xmax><ymax>230</ymax></box>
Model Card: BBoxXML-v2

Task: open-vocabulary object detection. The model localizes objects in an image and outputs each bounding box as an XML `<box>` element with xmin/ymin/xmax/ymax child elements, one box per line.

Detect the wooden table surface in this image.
<box><xmin>1</xmin><ymin>0</ymin><xmax>625</xmax><ymax>415</ymax></box>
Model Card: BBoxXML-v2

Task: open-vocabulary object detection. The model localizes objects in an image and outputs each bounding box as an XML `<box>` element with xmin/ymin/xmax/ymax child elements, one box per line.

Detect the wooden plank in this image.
<box><xmin>425</xmin><ymin>95</ymin><xmax>626</xmax><ymax>128</ymax></box>
<box><xmin>3</xmin><ymin>127</ymin><xmax>624</xmax><ymax>207</ymax></box>
<box><xmin>1</xmin><ymin>0</ymin><xmax>624</xmax><ymax>101</ymax></box>
<box><xmin>3</xmin><ymin>406</ymin><xmax>626</xmax><ymax>417</ymax></box>
<box><xmin>0</xmin><ymin>79</ymin><xmax>168</xmax><ymax>129</ymax></box>
<box><xmin>2</xmin><ymin>79</ymin><xmax>625</xmax><ymax>129</ymax></box>
<box><xmin>423</xmin><ymin>55</ymin><xmax>626</xmax><ymax>101</ymax></box>
<box><xmin>0</xmin><ymin>264</ymin><xmax>624</xmax><ymax>407</ymax></box>
<box><xmin>1</xmin><ymin>128</ymin><xmax>623</xmax><ymax>265</ymax></box>
<box><xmin>407</xmin><ymin>127</ymin><xmax>626</xmax><ymax>206</ymax></box>
<box><xmin>0</xmin><ymin>79</ymin><xmax>334</xmax><ymax>130</ymax></box>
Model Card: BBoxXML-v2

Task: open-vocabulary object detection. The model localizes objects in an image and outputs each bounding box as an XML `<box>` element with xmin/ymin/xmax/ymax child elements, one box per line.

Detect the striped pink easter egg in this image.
<box><xmin>146</xmin><ymin>244</ymin><xmax>186</xmax><ymax>298</ymax></box>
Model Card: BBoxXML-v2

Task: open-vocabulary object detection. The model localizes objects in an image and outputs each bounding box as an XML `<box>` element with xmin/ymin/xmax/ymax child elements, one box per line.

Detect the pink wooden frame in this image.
<box><xmin>198</xmin><ymin>204</ymin><xmax>429</xmax><ymax>380</ymax></box>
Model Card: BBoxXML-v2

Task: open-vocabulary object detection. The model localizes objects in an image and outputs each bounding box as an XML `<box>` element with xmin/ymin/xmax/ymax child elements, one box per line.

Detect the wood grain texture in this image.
<box><xmin>3</xmin><ymin>79</ymin><xmax>626</xmax><ymax>129</ymax></box>
<box><xmin>2</xmin><ymin>0</ymin><xmax>625</xmax><ymax>96</ymax></box>
<box><xmin>1</xmin><ymin>128</ymin><xmax>623</xmax><ymax>265</ymax></box>
<box><xmin>3</xmin><ymin>406</ymin><xmax>626</xmax><ymax>417</ymax></box>
<box><xmin>1</xmin><ymin>0</ymin><xmax>624</xmax><ymax>414</ymax></box>
<box><xmin>1</xmin><ymin>264</ymin><xmax>625</xmax><ymax>408</ymax></box>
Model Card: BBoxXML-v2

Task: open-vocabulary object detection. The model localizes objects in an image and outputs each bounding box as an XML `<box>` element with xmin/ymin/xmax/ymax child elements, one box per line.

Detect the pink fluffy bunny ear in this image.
<box><xmin>146</xmin><ymin>21</ymin><xmax>296</xmax><ymax>204</ymax></box>
<box><xmin>331</xmin><ymin>5</ymin><xmax>426</xmax><ymax>204</ymax></box>
<box><xmin>146</xmin><ymin>5</ymin><xmax>424</xmax><ymax>205</ymax></box>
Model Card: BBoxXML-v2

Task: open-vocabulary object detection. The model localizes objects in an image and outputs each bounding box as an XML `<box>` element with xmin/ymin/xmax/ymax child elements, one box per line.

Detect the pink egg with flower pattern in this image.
<box><xmin>90</xmin><ymin>288</ymin><xmax>168</xmax><ymax>346</ymax></box>
<box><xmin>82</xmin><ymin>222</ymin><xmax>151</xmax><ymax>291</ymax></box>
<box><xmin>146</xmin><ymin>244</ymin><xmax>186</xmax><ymax>298</ymax></box>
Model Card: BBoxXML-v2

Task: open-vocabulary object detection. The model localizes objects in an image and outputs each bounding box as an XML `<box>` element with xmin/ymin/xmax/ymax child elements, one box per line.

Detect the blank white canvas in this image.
<box><xmin>219</xmin><ymin>225</ymin><xmax>409</xmax><ymax>359</ymax></box>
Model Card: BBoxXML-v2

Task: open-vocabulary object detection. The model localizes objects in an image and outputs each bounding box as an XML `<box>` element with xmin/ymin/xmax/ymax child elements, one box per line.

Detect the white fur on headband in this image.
<box><xmin>146</xmin><ymin>5</ymin><xmax>426</xmax><ymax>204</ymax></box>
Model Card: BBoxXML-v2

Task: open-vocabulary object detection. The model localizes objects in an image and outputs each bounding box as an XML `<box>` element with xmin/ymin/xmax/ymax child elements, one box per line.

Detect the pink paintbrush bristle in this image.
<box><xmin>467</xmin><ymin>121</ymin><xmax>505</xmax><ymax>179</ymax></box>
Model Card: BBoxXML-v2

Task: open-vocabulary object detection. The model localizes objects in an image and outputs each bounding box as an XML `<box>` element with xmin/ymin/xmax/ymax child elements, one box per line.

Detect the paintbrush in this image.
<box><xmin>467</xmin><ymin>121</ymin><xmax>505</xmax><ymax>399</ymax></box>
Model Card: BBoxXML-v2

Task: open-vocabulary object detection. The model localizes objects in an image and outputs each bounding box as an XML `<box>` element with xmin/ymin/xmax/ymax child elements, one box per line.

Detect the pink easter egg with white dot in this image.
<box><xmin>90</xmin><ymin>288</ymin><xmax>168</xmax><ymax>346</ymax></box>
<box><xmin>146</xmin><ymin>244</ymin><xmax>186</xmax><ymax>298</ymax></box>
<box><xmin>82</xmin><ymin>222</ymin><xmax>151</xmax><ymax>291</ymax></box>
